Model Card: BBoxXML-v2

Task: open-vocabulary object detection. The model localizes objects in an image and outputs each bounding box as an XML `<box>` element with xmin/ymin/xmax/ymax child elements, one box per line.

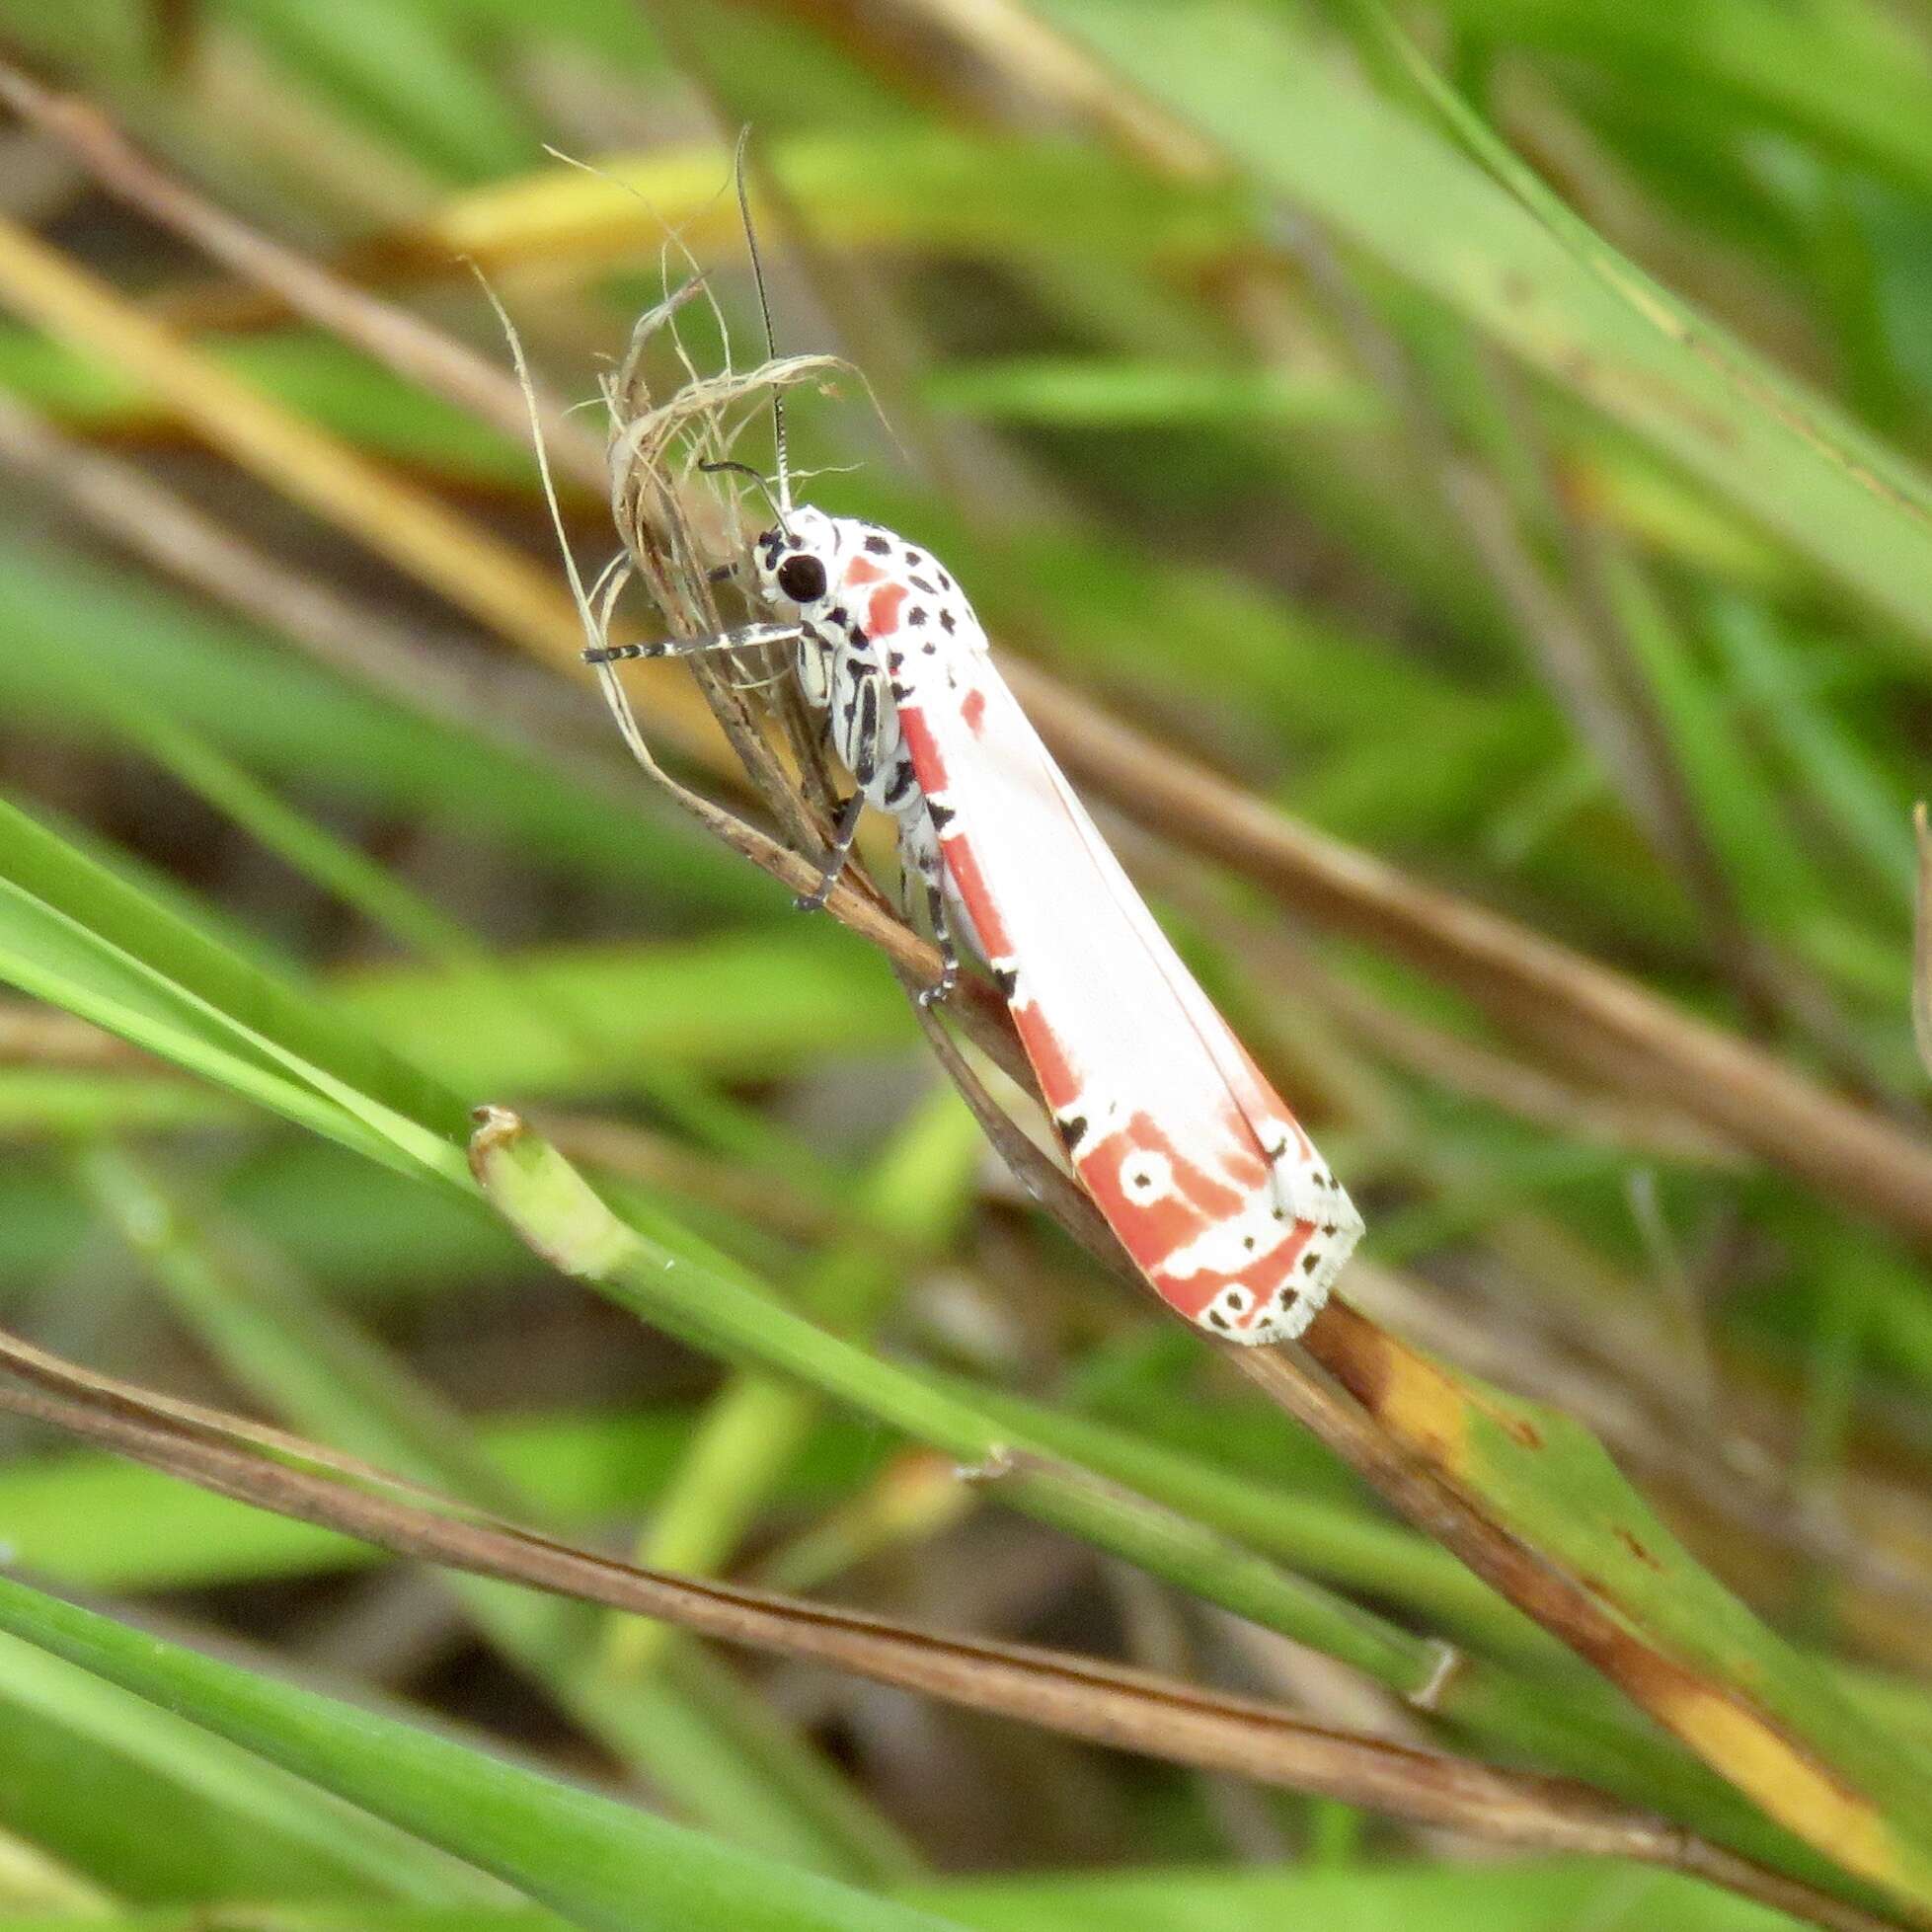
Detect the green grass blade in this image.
<box><xmin>0</xmin><ymin>1577</ymin><xmax>965</xmax><ymax>1932</ymax></box>
<box><xmin>0</xmin><ymin>794</ymin><xmax>470</xmax><ymax>1179</ymax></box>
<box><xmin>1708</xmin><ymin>601</ymin><xmax>1915</xmax><ymax>914</ymax></box>
<box><xmin>0</xmin><ymin>1628</ymin><xmax>492</xmax><ymax>1903</ymax></box>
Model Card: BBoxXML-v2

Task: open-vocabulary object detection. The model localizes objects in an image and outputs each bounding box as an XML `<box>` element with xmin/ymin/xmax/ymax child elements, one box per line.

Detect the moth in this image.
<box><xmin>583</xmin><ymin>225</ymin><xmax>1360</xmax><ymax>1345</ymax></box>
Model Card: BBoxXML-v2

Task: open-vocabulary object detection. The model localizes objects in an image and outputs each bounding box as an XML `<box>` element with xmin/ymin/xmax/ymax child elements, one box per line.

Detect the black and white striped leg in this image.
<box><xmin>583</xmin><ymin>621</ymin><xmax>799</xmax><ymax>666</ymax></box>
<box><xmin>894</xmin><ymin>804</ymin><xmax>961</xmax><ymax>1007</ymax></box>
<box><xmin>796</xmin><ymin>791</ymin><xmax>867</xmax><ymax>912</ymax></box>
<box><xmin>919</xmin><ymin>870</ymin><xmax>960</xmax><ymax>1007</ymax></box>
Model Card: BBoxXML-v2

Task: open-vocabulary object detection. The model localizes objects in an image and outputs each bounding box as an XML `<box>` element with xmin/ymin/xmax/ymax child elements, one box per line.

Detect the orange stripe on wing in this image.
<box><xmin>895</xmin><ymin>703</ymin><xmax>952</xmax><ymax>793</ymax></box>
<box><xmin>868</xmin><ymin>581</ymin><xmax>909</xmax><ymax>635</ymax></box>
<box><xmin>1080</xmin><ymin>1152</ymin><xmax>1200</xmax><ymax>1265</ymax></box>
<box><xmin>923</xmin><ymin>812</ymin><xmax>1017</xmax><ymax>964</ymax></box>
<box><xmin>1011</xmin><ymin>998</ymin><xmax>1083</xmax><ymax>1114</ymax></box>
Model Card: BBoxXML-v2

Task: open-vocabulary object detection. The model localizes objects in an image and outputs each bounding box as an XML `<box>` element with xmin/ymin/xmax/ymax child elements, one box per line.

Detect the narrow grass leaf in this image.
<box><xmin>0</xmin><ymin>1628</ymin><xmax>490</xmax><ymax>1903</ymax></box>
<box><xmin>0</xmin><ymin>1578</ymin><xmax>965</xmax><ymax>1932</ymax></box>
<box><xmin>0</xmin><ymin>795</ymin><xmax>471</xmax><ymax>1181</ymax></box>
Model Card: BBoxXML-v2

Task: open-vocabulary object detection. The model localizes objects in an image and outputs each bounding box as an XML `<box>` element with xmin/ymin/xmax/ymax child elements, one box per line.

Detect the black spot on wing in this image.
<box><xmin>992</xmin><ymin>965</ymin><xmax>1018</xmax><ymax>1000</ymax></box>
<box><xmin>1056</xmin><ymin>1113</ymin><xmax>1089</xmax><ymax>1151</ymax></box>
<box><xmin>939</xmin><ymin>609</ymin><xmax>957</xmax><ymax>635</ymax></box>
<box><xmin>927</xmin><ymin>800</ymin><xmax>955</xmax><ymax>830</ymax></box>
<box><xmin>864</xmin><ymin>533</ymin><xmax>891</xmax><ymax>556</ymax></box>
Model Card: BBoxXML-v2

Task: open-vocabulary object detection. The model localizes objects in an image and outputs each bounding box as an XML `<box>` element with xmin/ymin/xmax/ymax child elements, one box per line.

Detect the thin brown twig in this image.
<box><xmin>581</xmin><ymin>270</ymin><xmax>842</xmax><ymax>859</ymax></box>
<box><xmin>1130</xmin><ymin>832</ymin><xmax>1745</xmax><ymax>1169</ymax></box>
<box><xmin>0</xmin><ymin>1335</ymin><xmax>1901</xmax><ymax>1932</ymax></box>
<box><xmin>0</xmin><ymin>1000</ymin><xmax>140</xmax><ymax>1069</ymax></box>
<box><xmin>906</xmin><ymin>981</ymin><xmax>1121</xmax><ymax>1270</ymax></box>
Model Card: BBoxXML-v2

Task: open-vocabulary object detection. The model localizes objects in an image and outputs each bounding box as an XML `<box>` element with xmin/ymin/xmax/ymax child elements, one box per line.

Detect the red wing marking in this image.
<box><xmin>1010</xmin><ymin>998</ymin><xmax>1083</xmax><ymax>1116</ymax></box>
<box><xmin>843</xmin><ymin>558</ymin><xmax>885</xmax><ymax>588</ymax></box>
<box><xmin>868</xmin><ymin>580</ymin><xmax>908</xmax><ymax>636</ymax></box>
<box><xmin>896</xmin><ymin>702</ymin><xmax>951</xmax><ymax>790</ymax></box>
<box><xmin>892</xmin><ymin>659</ymin><xmax>1360</xmax><ymax>1344</ymax></box>
<box><xmin>925</xmin><ymin>812</ymin><xmax>1015</xmax><ymax>966</ymax></box>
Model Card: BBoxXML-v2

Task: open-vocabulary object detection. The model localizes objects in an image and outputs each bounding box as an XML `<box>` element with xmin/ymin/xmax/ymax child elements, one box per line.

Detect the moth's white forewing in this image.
<box><xmin>896</xmin><ymin>647</ymin><xmax>1359</xmax><ymax>1342</ymax></box>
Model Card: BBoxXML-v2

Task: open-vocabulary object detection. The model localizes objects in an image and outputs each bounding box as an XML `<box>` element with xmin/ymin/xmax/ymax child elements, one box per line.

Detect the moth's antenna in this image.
<box><xmin>699</xmin><ymin>456</ymin><xmax>788</xmax><ymax>533</ymax></box>
<box><xmin>734</xmin><ymin>126</ymin><xmax>792</xmax><ymax>519</ymax></box>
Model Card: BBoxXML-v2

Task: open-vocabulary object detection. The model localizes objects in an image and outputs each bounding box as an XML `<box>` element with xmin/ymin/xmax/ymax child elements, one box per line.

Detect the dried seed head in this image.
<box><xmin>600</xmin><ymin>274</ymin><xmax>844</xmax><ymax>640</ymax></box>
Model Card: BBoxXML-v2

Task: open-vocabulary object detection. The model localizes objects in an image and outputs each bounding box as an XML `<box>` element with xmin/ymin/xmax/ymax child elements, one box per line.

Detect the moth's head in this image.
<box><xmin>752</xmin><ymin>504</ymin><xmax>844</xmax><ymax>614</ymax></box>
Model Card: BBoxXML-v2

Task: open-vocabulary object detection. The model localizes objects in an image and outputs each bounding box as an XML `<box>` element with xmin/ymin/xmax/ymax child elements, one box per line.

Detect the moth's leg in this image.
<box><xmin>795</xmin><ymin>655</ymin><xmax>890</xmax><ymax>913</ymax></box>
<box><xmin>796</xmin><ymin>790</ymin><xmax>867</xmax><ymax>912</ymax></box>
<box><xmin>795</xmin><ymin>631</ymin><xmax>835</xmax><ymax>711</ymax></box>
<box><xmin>795</xmin><ymin>637</ymin><xmax>839</xmax><ymax>761</ymax></box>
<box><xmin>583</xmin><ymin>621</ymin><xmax>799</xmax><ymax>665</ymax></box>
<box><xmin>828</xmin><ymin>656</ymin><xmax>889</xmax><ymax>791</ymax></box>
<box><xmin>920</xmin><ymin>865</ymin><xmax>960</xmax><ymax>1007</ymax></box>
<box><xmin>897</xmin><ymin>810</ymin><xmax>959</xmax><ymax>1007</ymax></box>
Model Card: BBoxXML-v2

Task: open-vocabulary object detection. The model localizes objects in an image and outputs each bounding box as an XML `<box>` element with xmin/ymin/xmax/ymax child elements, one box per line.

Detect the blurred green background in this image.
<box><xmin>0</xmin><ymin>2</ymin><xmax>1931</xmax><ymax>1928</ymax></box>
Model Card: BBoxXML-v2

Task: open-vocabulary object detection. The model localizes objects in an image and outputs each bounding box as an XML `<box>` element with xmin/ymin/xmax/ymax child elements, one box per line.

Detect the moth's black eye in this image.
<box><xmin>776</xmin><ymin>553</ymin><xmax>828</xmax><ymax>603</ymax></box>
